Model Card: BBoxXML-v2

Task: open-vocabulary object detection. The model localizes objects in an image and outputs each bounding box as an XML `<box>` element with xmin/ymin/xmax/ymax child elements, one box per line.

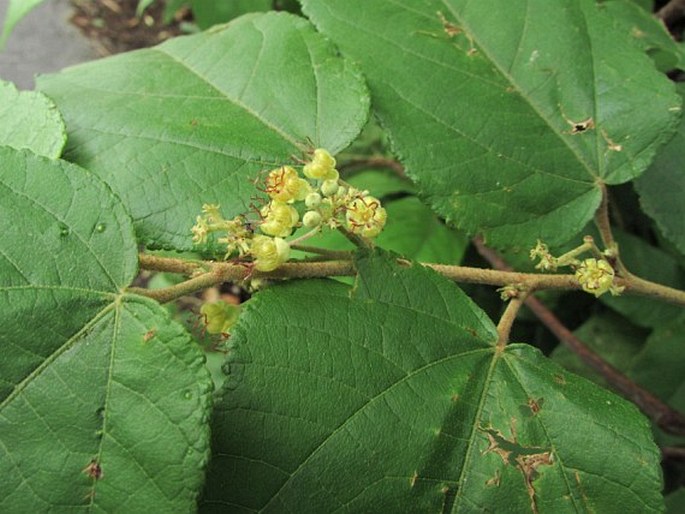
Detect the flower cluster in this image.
<box><xmin>529</xmin><ymin>238</ymin><xmax>624</xmax><ymax>298</ymax></box>
<box><xmin>191</xmin><ymin>148</ymin><xmax>387</xmax><ymax>272</ymax></box>
<box><xmin>575</xmin><ymin>258</ymin><xmax>624</xmax><ymax>297</ymax></box>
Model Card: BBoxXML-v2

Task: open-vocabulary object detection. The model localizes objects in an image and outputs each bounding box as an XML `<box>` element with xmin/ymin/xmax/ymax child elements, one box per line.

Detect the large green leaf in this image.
<box><xmin>0</xmin><ymin>146</ymin><xmax>212</xmax><ymax>511</ymax></box>
<box><xmin>635</xmin><ymin>83</ymin><xmax>685</xmax><ymax>256</ymax></box>
<box><xmin>0</xmin><ymin>79</ymin><xmax>65</xmax><ymax>158</ymax></box>
<box><xmin>202</xmin><ymin>252</ymin><xmax>662</xmax><ymax>512</ymax></box>
<box><xmin>301</xmin><ymin>0</ymin><xmax>680</xmax><ymax>248</ymax></box>
<box><xmin>37</xmin><ymin>12</ymin><xmax>369</xmax><ymax>249</ymax></box>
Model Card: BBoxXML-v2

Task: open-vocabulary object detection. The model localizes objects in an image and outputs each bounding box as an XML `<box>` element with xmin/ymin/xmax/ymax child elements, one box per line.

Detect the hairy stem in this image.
<box><xmin>496</xmin><ymin>294</ymin><xmax>528</xmax><ymax>350</ymax></box>
<box><xmin>131</xmin><ymin>260</ymin><xmax>357</xmax><ymax>303</ymax></box>
<box><xmin>594</xmin><ymin>183</ymin><xmax>629</xmax><ymax>275</ymax></box>
<box><xmin>135</xmin><ymin>252</ymin><xmax>685</xmax><ymax>306</ymax></box>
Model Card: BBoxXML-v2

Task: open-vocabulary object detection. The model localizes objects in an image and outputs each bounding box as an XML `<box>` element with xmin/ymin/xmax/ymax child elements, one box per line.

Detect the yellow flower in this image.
<box><xmin>575</xmin><ymin>258</ymin><xmax>616</xmax><ymax>297</ymax></box>
<box><xmin>345</xmin><ymin>195</ymin><xmax>387</xmax><ymax>238</ymax></box>
<box><xmin>265</xmin><ymin>166</ymin><xmax>311</xmax><ymax>203</ymax></box>
<box><xmin>251</xmin><ymin>235</ymin><xmax>290</xmax><ymax>271</ymax></box>
<box><xmin>260</xmin><ymin>201</ymin><xmax>299</xmax><ymax>238</ymax></box>
<box><xmin>201</xmin><ymin>203</ymin><xmax>222</xmax><ymax>224</ymax></box>
<box><xmin>191</xmin><ymin>215</ymin><xmax>209</xmax><ymax>244</ymax></box>
<box><xmin>303</xmin><ymin>148</ymin><xmax>338</xmax><ymax>180</ymax></box>
<box><xmin>529</xmin><ymin>239</ymin><xmax>556</xmax><ymax>271</ymax></box>
<box><xmin>217</xmin><ymin>216</ymin><xmax>252</xmax><ymax>257</ymax></box>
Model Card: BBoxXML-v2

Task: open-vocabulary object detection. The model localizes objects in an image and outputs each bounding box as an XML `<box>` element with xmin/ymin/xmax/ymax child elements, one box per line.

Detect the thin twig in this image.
<box><xmin>594</xmin><ymin>183</ymin><xmax>615</xmax><ymax>247</ymax></box>
<box><xmin>496</xmin><ymin>294</ymin><xmax>528</xmax><ymax>349</ymax></box>
<box><xmin>657</xmin><ymin>0</ymin><xmax>685</xmax><ymax>28</ymax></box>
<box><xmin>336</xmin><ymin>225</ymin><xmax>374</xmax><ymax>250</ymax></box>
<box><xmin>474</xmin><ymin>238</ymin><xmax>685</xmax><ymax>436</ymax></box>
<box><xmin>662</xmin><ymin>446</ymin><xmax>685</xmax><ymax>460</ymax></box>
<box><xmin>290</xmin><ymin>244</ymin><xmax>354</xmax><ymax>260</ymax></box>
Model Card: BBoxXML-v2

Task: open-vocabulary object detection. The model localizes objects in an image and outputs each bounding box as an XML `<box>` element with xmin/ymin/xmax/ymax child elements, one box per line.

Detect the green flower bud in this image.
<box><xmin>320</xmin><ymin>179</ymin><xmax>339</xmax><ymax>197</ymax></box>
<box><xmin>305</xmin><ymin>192</ymin><xmax>322</xmax><ymax>208</ymax></box>
<box><xmin>302</xmin><ymin>211</ymin><xmax>322</xmax><ymax>228</ymax></box>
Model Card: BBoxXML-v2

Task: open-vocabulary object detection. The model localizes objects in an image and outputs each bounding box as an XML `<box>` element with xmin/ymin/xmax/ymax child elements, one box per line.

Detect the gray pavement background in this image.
<box><xmin>0</xmin><ymin>0</ymin><xmax>96</xmax><ymax>90</ymax></box>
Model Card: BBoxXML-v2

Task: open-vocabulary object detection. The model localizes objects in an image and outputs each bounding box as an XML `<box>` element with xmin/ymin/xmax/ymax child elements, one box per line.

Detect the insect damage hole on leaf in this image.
<box><xmin>83</xmin><ymin>459</ymin><xmax>103</xmax><ymax>480</ymax></box>
<box><xmin>566</xmin><ymin>116</ymin><xmax>595</xmax><ymax>134</ymax></box>
<box><xmin>480</xmin><ymin>424</ymin><xmax>554</xmax><ymax>514</ymax></box>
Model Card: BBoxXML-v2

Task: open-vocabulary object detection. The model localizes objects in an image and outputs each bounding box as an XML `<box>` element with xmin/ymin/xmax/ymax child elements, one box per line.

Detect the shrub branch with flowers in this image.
<box><xmin>191</xmin><ymin>149</ymin><xmax>387</xmax><ymax>272</ymax></box>
<box><xmin>2</xmin><ymin>1</ymin><xmax>685</xmax><ymax>512</ymax></box>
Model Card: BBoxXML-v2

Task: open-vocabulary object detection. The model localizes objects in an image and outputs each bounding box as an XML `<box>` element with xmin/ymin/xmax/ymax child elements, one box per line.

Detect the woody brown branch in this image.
<box><xmin>657</xmin><ymin>0</ymin><xmax>685</xmax><ymax>28</ymax></box>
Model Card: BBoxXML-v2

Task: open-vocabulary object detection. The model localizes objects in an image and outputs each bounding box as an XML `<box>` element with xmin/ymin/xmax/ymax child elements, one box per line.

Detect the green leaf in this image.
<box><xmin>602</xmin><ymin>0</ymin><xmax>682</xmax><ymax>71</ymax></box>
<box><xmin>635</xmin><ymin>83</ymin><xmax>685</xmax><ymax>255</ymax></box>
<box><xmin>0</xmin><ymin>146</ymin><xmax>212</xmax><ymax>511</ymax></box>
<box><xmin>37</xmin><ymin>12</ymin><xmax>369</xmax><ymax>249</ymax></box>
<box><xmin>666</xmin><ymin>488</ymin><xmax>685</xmax><ymax>514</ymax></box>
<box><xmin>551</xmin><ymin>311</ymin><xmax>646</xmax><ymax>388</ymax></box>
<box><xmin>0</xmin><ymin>0</ymin><xmax>47</xmax><ymax>48</ymax></box>
<box><xmin>628</xmin><ymin>313</ymin><xmax>685</xmax><ymax>401</ymax></box>
<box><xmin>0</xmin><ymin>79</ymin><xmax>66</xmax><ymax>158</ymax></box>
<box><xmin>190</xmin><ymin>0</ymin><xmax>273</xmax><ymax>29</ymax></box>
<box><xmin>345</xmin><ymin>167</ymin><xmax>415</xmax><ymax>198</ymax></box>
<box><xmin>202</xmin><ymin>252</ymin><xmax>663</xmax><ymax>512</ymax></box>
<box><xmin>301</xmin><ymin>0</ymin><xmax>680</xmax><ymax>248</ymax></box>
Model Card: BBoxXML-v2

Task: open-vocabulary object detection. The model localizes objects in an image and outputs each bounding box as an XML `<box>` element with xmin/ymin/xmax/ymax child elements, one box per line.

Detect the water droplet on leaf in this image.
<box><xmin>59</xmin><ymin>224</ymin><xmax>70</xmax><ymax>237</ymax></box>
<box><xmin>95</xmin><ymin>223</ymin><xmax>106</xmax><ymax>233</ymax></box>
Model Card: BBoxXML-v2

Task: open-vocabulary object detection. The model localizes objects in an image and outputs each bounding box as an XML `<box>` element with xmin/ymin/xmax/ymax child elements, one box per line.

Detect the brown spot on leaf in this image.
<box><xmin>553</xmin><ymin>374</ymin><xmax>566</xmax><ymax>385</ymax></box>
<box><xmin>410</xmin><ymin>470</ymin><xmax>418</xmax><ymax>488</ymax></box>
<box><xmin>482</xmin><ymin>430</ymin><xmax>512</xmax><ymax>465</ymax></box>
<box><xmin>480</xmin><ymin>426</ymin><xmax>554</xmax><ymax>514</ymax></box>
<box><xmin>451</xmin><ymin>393</ymin><xmax>460</xmax><ymax>402</ymax></box>
<box><xmin>601</xmin><ymin>130</ymin><xmax>623</xmax><ymax>151</ymax></box>
<box><xmin>527</xmin><ymin>397</ymin><xmax>544</xmax><ymax>415</ymax></box>
<box><xmin>516</xmin><ymin>451</ymin><xmax>554</xmax><ymax>514</ymax></box>
<box><xmin>83</xmin><ymin>459</ymin><xmax>103</xmax><ymax>480</ymax></box>
<box><xmin>143</xmin><ymin>328</ymin><xmax>156</xmax><ymax>343</ymax></box>
<box><xmin>485</xmin><ymin>469</ymin><xmax>501</xmax><ymax>487</ymax></box>
<box><xmin>437</xmin><ymin>11</ymin><xmax>462</xmax><ymax>38</ymax></box>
